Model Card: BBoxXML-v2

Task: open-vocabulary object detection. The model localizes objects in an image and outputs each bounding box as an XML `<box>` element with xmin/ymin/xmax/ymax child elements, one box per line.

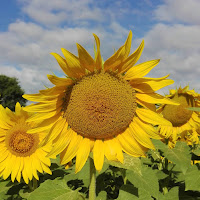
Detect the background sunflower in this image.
<box><xmin>157</xmin><ymin>86</ymin><xmax>200</xmax><ymax>148</ymax></box>
<box><xmin>0</xmin><ymin>103</ymin><xmax>52</xmax><ymax>184</ymax></box>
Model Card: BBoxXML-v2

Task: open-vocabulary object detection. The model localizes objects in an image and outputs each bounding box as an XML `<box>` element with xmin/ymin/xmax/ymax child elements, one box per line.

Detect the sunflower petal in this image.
<box><xmin>93</xmin><ymin>34</ymin><xmax>102</xmax><ymax>70</ymax></box>
<box><xmin>136</xmin><ymin>108</ymin><xmax>172</xmax><ymax>126</ymax></box>
<box><xmin>77</xmin><ymin>43</ymin><xmax>95</xmax><ymax>72</ymax></box>
<box><xmin>119</xmin><ymin>40</ymin><xmax>144</xmax><ymax>73</ymax></box>
<box><xmin>51</xmin><ymin>52</ymin><xmax>77</xmax><ymax>78</ymax></box>
<box><xmin>61</xmin><ymin>48</ymin><xmax>85</xmax><ymax>77</ymax></box>
<box><xmin>124</xmin><ymin>59</ymin><xmax>160</xmax><ymax>79</ymax></box>
<box><xmin>75</xmin><ymin>138</ymin><xmax>91</xmax><ymax>173</ymax></box>
<box><xmin>47</xmin><ymin>75</ymin><xmax>73</xmax><ymax>86</ymax></box>
<box><xmin>93</xmin><ymin>140</ymin><xmax>105</xmax><ymax>171</ymax></box>
<box><xmin>136</xmin><ymin>93</ymin><xmax>179</xmax><ymax>105</ymax></box>
<box><xmin>60</xmin><ymin>132</ymin><xmax>83</xmax><ymax>165</ymax></box>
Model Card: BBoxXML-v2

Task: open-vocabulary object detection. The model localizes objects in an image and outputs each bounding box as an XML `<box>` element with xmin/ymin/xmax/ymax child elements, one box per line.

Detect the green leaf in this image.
<box><xmin>27</xmin><ymin>178</ymin><xmax>85</xmax><ymax>200</ymax></box>
<box><xmin>105</xmin><ymin>153</ymin><xmax>142</xmax><ymax>173</ymax></box>
<box><xmin>126</xmin><ymin>165</ymin><xmax>159</xmax><ymax>199</ymax></box>
<box><xmin>64</xmin><ymin>160</ymin><xmax>90</xmax><ymax>187</ymax></box>
<box><xmin>162</xmin><ymin>141</ymin><xmax>191</xmax><ymax>174</ymax></box>
<box><xmin>0</xmin><ymin>180</ymin><xmax>11</xmax><ymax>199</ymax></box>
<box><xmin>96</xmin><ymin>191</ymin><xmax>107</xmax><ymax>200</ymax></box>
<box><xmin>158</xmin><ymin>187</ymin><xmax>179</xmax><ymax>200</ymax></box>
<box><xmin>138</xmin><ymin>188</ymin><xmax>153</xmax><ymax>200</ymax></box>
<box><xmin>155</xmin><ymin>170</ymin><xmax>168</xmax><ymax>180</ymax></box>
<box><xmin>152</xmin><ymin>139</ymin><xmax>168</xmax><ymax>152</ymax></box>
<box><xmin>185</xmin><ymin>165</ymin><xmax>200</xmax><ymax>191</ymax></box>
<box><xmin>117</xmin><ymin>185</ymin><xmax>138</xmax><ymax>200</ymax></box>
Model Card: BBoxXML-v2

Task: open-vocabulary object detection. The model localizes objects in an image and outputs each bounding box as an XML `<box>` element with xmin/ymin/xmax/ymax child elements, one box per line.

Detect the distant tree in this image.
<box><xmin>0</xmin><ymin>75</ymin><xmax>27</xmax><ymax>111</ymax></box>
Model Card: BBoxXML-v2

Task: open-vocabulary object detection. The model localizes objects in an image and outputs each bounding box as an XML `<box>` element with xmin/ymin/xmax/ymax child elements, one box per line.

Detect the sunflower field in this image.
<box><xmin>0</xmin><ymin>31</ymin><xmax>200</xmax><ymax>200</ymax></box>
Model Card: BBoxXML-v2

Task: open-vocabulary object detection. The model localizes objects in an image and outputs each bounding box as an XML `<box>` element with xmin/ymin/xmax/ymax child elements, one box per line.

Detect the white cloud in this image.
<box><xmin>19</xmin><ymin>0</ymin><xmax>104</xmax><ymax>26</ymax></box>
<box><xmin>155</xmin><ymin>0</ymin><xmax>200</xmax><ymax>25</ymax></box>
<box><xmin>138</xmin><ymin>23</ymin><xmax>200</xmax><ymax>93</ymax></box>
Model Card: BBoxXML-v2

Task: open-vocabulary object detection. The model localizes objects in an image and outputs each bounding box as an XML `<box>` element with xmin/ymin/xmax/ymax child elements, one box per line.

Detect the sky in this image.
<box><xmin>0</xmin><ymin>0</ymin><xmax>200</xmax><ymax>96</ymax></box>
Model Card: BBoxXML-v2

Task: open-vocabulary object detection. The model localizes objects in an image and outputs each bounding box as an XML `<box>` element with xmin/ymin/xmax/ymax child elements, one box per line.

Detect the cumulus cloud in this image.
<box><xmin>138</xmin><ymin>23</ymin><xmax>200</xmax><ymax>93</ymax></box>
<box><xmin>19</xmin><ymin>0</ymin><xmax>104</xmax><ymax>26</ymax></box>
<box><xmin>155</xmin><ymin>0</ymin><xmax>200</xmax><ymax>25</ymax></box>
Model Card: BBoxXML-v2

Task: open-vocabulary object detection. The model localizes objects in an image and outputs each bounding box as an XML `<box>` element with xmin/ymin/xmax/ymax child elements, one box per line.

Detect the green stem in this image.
<box><xmin>33</xmin><ymin>177</ymin><xmax>38</xmax><ymax>190</ymax></box>
<box><xmin>89</xmin><ymin>157</ymin><xmax>96</xmax><ymax>200</ymax></box>
<box><xmin>28</xmin><ymin>178</ymin><xmax>38</xmax><ymax>192</ymax></box>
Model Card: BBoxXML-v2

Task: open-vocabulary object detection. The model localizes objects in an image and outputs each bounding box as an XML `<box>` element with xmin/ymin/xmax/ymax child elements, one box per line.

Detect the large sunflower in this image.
<box><xmin>0</xmin><ymin>103</ymin><xmax>52</xmax><ymax>184</ymax></box>
<box><xmin>23</xmin><ymin>31</ymin><xmax>177</xmax><ymax>173</ymax></box>
<box><xmin>157</xmin><ymin>86</ymin><xmax>200</xmax><ymax>147</ymax></box>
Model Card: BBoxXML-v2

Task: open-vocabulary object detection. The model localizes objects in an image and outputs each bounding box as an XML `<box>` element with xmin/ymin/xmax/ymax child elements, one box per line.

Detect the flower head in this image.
<box><xmin>23</xmin><ymin>31</ymin><xmax>177</xmax><ymax>173</ymax></box>
<box><xmin>157</xmin><ymin>86</ymin><xmax>200</xmax><ymax>148</ymax></box>
<box><xmin>0</xmin><ymin>103</ymin><xmax>52</xmax><ymax>183</ymax></box>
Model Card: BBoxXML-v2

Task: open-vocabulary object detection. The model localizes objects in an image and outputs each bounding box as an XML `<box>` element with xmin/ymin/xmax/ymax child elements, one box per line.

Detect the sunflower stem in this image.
<box><xmin>89</xmin><ymin>157</ymin><xmax>96</xmax><ymax>200</ymax></box>
<box><xmin>33</xmin><ymin>177</ymin><xmax>38</xmax><ymax>190</ymax></box>
<box><xmin>28</xmin><ymin>178</ymin><xmax>38</xmax><ymax>192</ymax></box>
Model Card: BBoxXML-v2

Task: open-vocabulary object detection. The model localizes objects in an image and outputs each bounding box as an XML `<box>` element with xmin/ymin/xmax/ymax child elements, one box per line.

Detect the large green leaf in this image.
<box><xmin>158</xmin><ymin>187</ymin><xmax>179</xmax><ymax>200</ymax></box>
<box><xmin>105</xmin><ymin>153</ymin><xmax>141</xmax><ymax>173</ymax></box>
<box><xmin>0</xmin><ymin>180</ymin><xmax>11</xmax><ymax>199</ymax></box>
<box><xmin>185</xmin><ymin>165</ymin><xmax>200</xmax><ymax>191</ymax></box>
<box><xmin>126</xmin><ymin>165</ymin><xmax>159</xmax><ymax>199</ymax></box>
<box><xmin>27</xmin><ymin>178</ymin><xmax>85</xmax><ymax>200</ymax></box>
<box><xmin>162</xmin><ymin>142</ymin><xmax>191</xmax><ymax>174</ymax></box>
<box><xmin>117</xmin><ymin>185</ymin><xmax>138</xmax><ymax>200</ymax></box>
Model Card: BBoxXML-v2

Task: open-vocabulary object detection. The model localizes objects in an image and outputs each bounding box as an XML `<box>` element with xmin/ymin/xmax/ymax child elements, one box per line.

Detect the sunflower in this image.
<box><xmin>0</xmin><ymin>103</ymin><xmax>52</xmax><ymax>184</ymax></box>
<box><xmin>23</xmin><ymin>31</ymin><xmax>177</xmax><ymax>173</ymax></box>
<box><xmin>157</xmin><ymin>86</ymin><xmax>200</xmax><ymax>148</ymax></box>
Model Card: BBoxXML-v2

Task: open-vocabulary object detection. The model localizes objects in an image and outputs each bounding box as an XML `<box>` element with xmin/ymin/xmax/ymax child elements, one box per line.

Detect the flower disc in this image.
<box><xmin>5</xmin><ymin>125</ymin><xmax>39</xmax><ymax>157</ymax></box>
<box><xmin>162</xmin><ymin>94</ymin><xmax>194</xmax><ymax>127</ymax></box>
<box><xmin>63</xmin><ymin>71</ymin><xmax>137</xmax><ymax>139</ymax></box>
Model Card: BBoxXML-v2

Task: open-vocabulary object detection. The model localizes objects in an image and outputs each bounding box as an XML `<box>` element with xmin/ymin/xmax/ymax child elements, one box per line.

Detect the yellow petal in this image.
<box><xmin>41</xmin><ymin>117</ymin><xmax>67</xmax><ymax>145</ymax></box>
<box><xmin>93</xmin><ymin>34</ymin><xmax>102</xmax><ymax>70</ymax></box>
<box><xmin>93</xmin><ymin>140</ymin><xmax>105</xmax><ymax>171</ymax></box>
<box><xmin>77</xmin><ymin>43</ymin><xmax>95</xmax><ymax>72</ymax></box>
<box><xmin>104</xmin><ymin>138</ymin><xmax>123</xmax><ymax>163</ymax></box>
<box><xmin>134</xmin><ymin>117</ymin><xmax>161</xmax><ymax>139</ymax></box>
<box><xmin>75</xmin><ymin>138</ymin><xmax>91</xmax><ymax>173</ymax></box>
<box><xmin>104</xmin><ymin>45</ymin><xmax>125</xmax><ymax>71</ymax></box>
<box><xmin>15</xmin><ymin>102</ymin><xmax>22</xmax><ymax>115</ymax></box>
<box><xmin>119</xmin><ymin>40</ymin><xmax>144</xmax><ymax>73</ymax></box>
<box><xmin>51</xmin><ymin>52</ymin><xmax>76</xmax><ymax>78</ymax></box>
<box><xmin>11</xmin><ymin>156</ymin><xmax>20</xmax><ymax>182</ymax></box>
<box><xmin>136</xmin><ymin>108</ymin><xmax>172</xmax><ymax>126</ymax></box>
<box><xmin>117</xmin><ymin>129</ymin><xmax>146</xmax><ymax>156</ymax></box>
<box><xmin>124</xmin><ymin>59</ymin><xmax>160</xmax><ymax>80</ymax></box>
<box><xmin>23</xmin><ymin>100</ymin><xmax>62</xmax><ymax>113</ymax></box>
<box><xmin>47</xmin><ymin>127</ymin><xmax>73</xmax><ymax>158</ymax></box>
<box><xmin>47</xmin><ymin>75</ymin><xmax>73</xmax><ymax>86</ymax></box>
<box><xmin>129</xmin><ymin>120</ymin><xmax>155</xmax><ymax>149</ymax></box>
<box><xmin>60</xmin><ymin>132</ymin><xmax>83</xmax><ymax>165</ymax></box>
<box><xmin>61</xmin><ymin>48</ymin><xmax>85</xmax><ymax>77</ymax></box>
<box><xmin>136</xmin><ymin>93</ymin><xmax>179</xmax><ymax>105</ymax></box>
<box><xmin>130</xmin><ymin>75</ymin><xmax>174</xmax><ymax>93</ymax></box>
<box><xmin>27</xmin><ymin>113</ymin><xmax>61</xmax><ymax>134</ymax></box>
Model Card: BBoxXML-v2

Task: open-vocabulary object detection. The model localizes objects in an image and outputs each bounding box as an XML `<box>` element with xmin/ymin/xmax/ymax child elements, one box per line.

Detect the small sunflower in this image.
<box><xmin>0</xmin><ymin>103</ymin><xmax>52</xmax><ymax>184</ymax></box>
<box><xmin>157</xmin><ymin>86</ymin><xmax>200</xmax><ymax>148</ymax></box>
<box><xmin>23</xmin><ymin>31</ymin><xmax>177</xmax><ymax>173</ymax></box>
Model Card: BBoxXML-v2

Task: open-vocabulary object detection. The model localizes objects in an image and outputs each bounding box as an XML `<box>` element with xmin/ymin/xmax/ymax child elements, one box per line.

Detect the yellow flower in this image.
<box><xmin>157</xmin><ymin>86</ymin><xmax>200</xmax><ymax>147</ymax></box>
<box><xmin>23</xmin><ymin>31</ymin><xmax>176</xmax><ymax>173</ymax></box>
<box><xmin>0</xmin><ymin>103</ymin><xmax>52</xmax><ymax>184</ymax></box>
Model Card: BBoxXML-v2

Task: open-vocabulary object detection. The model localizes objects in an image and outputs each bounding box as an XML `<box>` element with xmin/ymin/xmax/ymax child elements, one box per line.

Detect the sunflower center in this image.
<box><xmin>63</xmin><ymin>71</ymin><xmax>137</xmax><ymax>139</ymax></box>
<box><xmin>6</xmin><ymin>128</ymin><xmax>39</xmax><ymax>157</ymax></box>
<box><xmin>162</xmin><ymin>94</ymin><xmax>194</xmax><ymax>127</ymax></box>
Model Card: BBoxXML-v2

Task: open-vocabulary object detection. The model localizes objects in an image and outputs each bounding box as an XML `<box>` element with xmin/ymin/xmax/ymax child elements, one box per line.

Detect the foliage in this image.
<box><xmin>0</xmin><ymin>75</ymin><xmax>27</xmax><ymax>110</ymax></box>
<box><xmin>0</xmin><ymin>140</ymin><xmax>200</xmax><ymax>199</ymax></box>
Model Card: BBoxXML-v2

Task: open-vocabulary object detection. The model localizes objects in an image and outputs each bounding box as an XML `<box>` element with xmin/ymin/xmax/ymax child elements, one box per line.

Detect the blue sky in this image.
<box><xmin>0</xmin><ymin>0</ymin><xmax>200</xmax><ymax>95</ymax></box>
